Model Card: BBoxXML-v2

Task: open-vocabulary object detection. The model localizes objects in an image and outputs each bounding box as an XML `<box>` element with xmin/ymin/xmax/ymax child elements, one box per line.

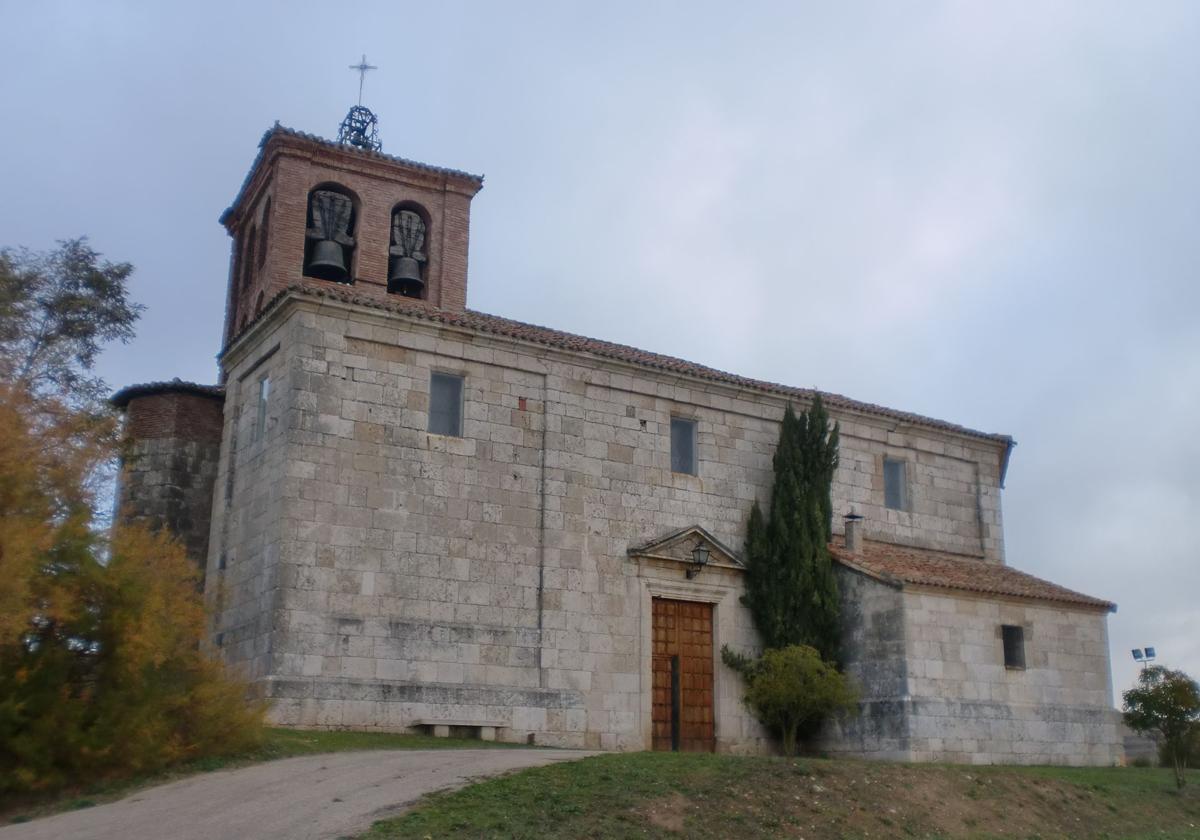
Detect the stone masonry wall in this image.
<box><xmin>205</xmin><ymin>323</ymin><xmax>291</xmax><ymax>681</ymax></box>
<box><xmin>206</xmin><ymin>296</ymin><xmax>1012</xmax><ymax>751</ymax></box>
<box><xmin>819</xmin><ymin>567</ymin><xmax>911</xmax><ymax>760</ymax></box>
<box><xmin>902</xmin><ymin>589</ymin><xmax>1121</xmax><ymax>765</ymax></box>
<box><xmin>118</xmin><ymin>391</ymin><xmax>224</xmax><ymax>568</ymax></box>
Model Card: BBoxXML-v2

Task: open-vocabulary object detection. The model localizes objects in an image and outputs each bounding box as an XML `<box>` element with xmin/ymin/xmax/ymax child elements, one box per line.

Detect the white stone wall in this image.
<box><xmin>821</xmin><ymin>572</ymin><xmax>1121</xmax><ymax>766</ymax></box>
<box><xmin>207</xmin><ymin>295</ymin><xmax>1012</xmax><ymax>751</ymax></box>
<box><xmin>837</xmin><ymin>435</ymin><xmax>1005</xmax><ymax>561</ymax></box>
<box><xmin>902</xmin><ymin>589</ymin><xmax>1121</xmax><ymax>765</ymax></box>
<box><xmin>205</xmin><ymin>319</ymin><xmax>292</xmax><ymax>682</ymax></box>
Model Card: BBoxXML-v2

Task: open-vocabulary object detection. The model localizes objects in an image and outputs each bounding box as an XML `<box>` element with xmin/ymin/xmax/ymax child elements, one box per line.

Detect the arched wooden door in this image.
<box><xmin>651</xmin><ymin>598</ymin><xmax>715</xmax><ymax>752</ymax></box>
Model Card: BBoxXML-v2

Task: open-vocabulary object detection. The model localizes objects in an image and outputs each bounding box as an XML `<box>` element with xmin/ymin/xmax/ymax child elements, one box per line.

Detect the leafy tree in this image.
<box><xmin>1124</xmin><ymin>665</ymin><xmax>1200</xmax><ymax>789</ymax></box>
<box><xmin>0</xmin><ymin>238</ymin><xmax>142</xmax><ymax>515</ymax></box>
<box><xmin>0</xmin><ymin>238</ymin><xmax>142</xmax><ymax>412</ymax></box>
<box><xmin>738</xmin><ymin>397</ymin><xmax>841</xmax><ymax>658</ymax></box>
<box><xmin>0</xmin><ymin>241</ymin><xmax>261</xmax><ymax>795</ymax></box>
<box><xmin>0</xmin><ymin>384</ymin><xmax>265</xmax><ymax>794</ymax></box>
<box><xmin>740</xmin><ymin>645</ymin><xmax>857</xmax><ymax>756</ymax></box>
<box><xmin>1158</xmin><ymin>725</ymin><xmax>1200</xmax><ymax>772</ymax></box>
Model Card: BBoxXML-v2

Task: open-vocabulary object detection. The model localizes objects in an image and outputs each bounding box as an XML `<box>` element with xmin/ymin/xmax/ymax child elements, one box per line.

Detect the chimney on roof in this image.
<box><xmin>844</xmin><ymin>510</ymin><xmax>864</xmax><ymax>556</ymax></box>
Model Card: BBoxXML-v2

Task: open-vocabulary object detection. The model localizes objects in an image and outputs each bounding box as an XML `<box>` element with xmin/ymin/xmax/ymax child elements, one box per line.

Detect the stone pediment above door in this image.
<box><xmin>627</xmin><ymin>525</ymin><xmax>744</xmax><ymax>571</ymax></box>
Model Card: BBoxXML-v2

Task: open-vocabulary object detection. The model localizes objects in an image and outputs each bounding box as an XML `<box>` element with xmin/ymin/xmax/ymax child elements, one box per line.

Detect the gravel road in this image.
<box><xmin>0</xmin><ymin>748</ymin><xmax>597</xmax><ymax>840</ymax></box>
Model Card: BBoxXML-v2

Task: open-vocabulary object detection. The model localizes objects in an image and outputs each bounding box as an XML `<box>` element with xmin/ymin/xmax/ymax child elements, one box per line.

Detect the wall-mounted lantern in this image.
<box><xmin>686</xmin><ymin>542</ymin><xmax>710</xmax><ymax>579</ymax></box>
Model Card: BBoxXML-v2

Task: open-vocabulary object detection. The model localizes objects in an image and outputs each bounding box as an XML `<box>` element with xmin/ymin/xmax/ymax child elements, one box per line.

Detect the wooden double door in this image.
<box><xmin>651</xmin><ymin>598</ymin><xmax>715</xmax><ymax>752</ymax></box>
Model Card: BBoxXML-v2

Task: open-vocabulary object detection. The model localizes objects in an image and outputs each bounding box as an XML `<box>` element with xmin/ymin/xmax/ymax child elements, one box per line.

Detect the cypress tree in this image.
<box><xmin>797</xmin><ymin>394</ymin><xmax>841</xmax><ymax>659</ymax></box>
<box><xmin>738</xmin><ymin>396</ymin><xmax>841</xmax><ymax>659</ymax></box>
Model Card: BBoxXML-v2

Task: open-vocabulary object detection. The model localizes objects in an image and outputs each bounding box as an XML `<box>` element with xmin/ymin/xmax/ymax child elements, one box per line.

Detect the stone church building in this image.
<box><xmin>112</xmin><ymin>114</ymin><xmax>1122</xmax><ymax>764</ymax></box>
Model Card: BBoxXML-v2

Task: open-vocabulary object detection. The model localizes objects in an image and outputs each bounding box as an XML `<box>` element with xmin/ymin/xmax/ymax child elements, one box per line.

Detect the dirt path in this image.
<box><xmin>0</xmin><ymin>748</ymin><xmax>598</xmax><ymax>840</ymax></box>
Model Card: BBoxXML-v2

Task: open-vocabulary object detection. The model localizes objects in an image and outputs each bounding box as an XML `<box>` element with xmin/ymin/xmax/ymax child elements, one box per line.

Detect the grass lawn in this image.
<box><xmin>1</xmin><ymin>726</ymin><xmax>521</xmax><ymax>825</ymax></box>
<box><xmin>363</xmin><ymin>751</ymin><xmax>1200</xmax><ymax>840</ymax></box>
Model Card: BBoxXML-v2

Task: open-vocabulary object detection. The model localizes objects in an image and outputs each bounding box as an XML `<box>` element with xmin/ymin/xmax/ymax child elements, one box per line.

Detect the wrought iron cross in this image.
<box><xmin>348</xmin><ymin>54</ymin><xmax>377</xmax><ymax>105</ymax></box>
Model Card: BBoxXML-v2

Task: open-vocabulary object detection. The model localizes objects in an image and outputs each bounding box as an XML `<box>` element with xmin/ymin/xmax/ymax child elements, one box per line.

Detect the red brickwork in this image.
<box><xmin>220</xmin><ymin>128</ymin><xmax>483</xmax><ymax>348</ymax></box>
<box><xmin>114</xmin><ymin>388</ymin><xmax>225</xmax><ymax>569</ymax></box>
<box><xmin>125</xmin><ymin>391</ymin><xmax>225</xmax><ymax>442</ymax></box>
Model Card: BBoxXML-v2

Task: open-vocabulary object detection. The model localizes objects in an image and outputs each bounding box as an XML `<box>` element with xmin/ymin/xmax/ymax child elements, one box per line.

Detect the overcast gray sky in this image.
<box><xmin>2</xmin><ymin>1</ymin><xmax>1197</xmax><ymax>702</ymax></box>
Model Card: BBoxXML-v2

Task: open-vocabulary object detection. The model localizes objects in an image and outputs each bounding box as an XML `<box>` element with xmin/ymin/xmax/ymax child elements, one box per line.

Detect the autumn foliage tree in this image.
<box><xmin>0</xmin><ymin>241</ymin><xmax>264</xmax><ymax>796</ymax></box>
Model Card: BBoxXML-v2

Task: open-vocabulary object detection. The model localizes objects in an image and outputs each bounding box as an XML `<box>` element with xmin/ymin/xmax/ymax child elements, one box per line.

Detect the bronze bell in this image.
<box><xmin>307</xmin><ymin>240</ymin><xmax>349</xmax><ymax>282</ymax></box>
<box><xmin>305</xmin><ymin>190</ymin><xmax>355</xmax><ymax>283</ymax></box>
<box><xmin>388</xmin><ymin>255</ymin><xmax>424</xmax><ymax>297</ymax></box>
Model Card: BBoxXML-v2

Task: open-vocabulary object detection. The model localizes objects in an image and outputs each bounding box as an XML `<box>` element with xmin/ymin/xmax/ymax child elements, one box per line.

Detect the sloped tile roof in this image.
<box><xmin>248</xmin><ymin>282</ymin><xmax>1013</xmax><ymax>446</ymax></box>
<box><xmin>110</xmin><ymin>378</ymin><xmax>224</xmax><ymax>409</ymax></box>
<box><xmin>830</xmin><ymin>540</ymin><xmax>1115</xmax><ymax>611</ymax></box>
<box><xmin>273</xmin><ymin>123</ymin><xmax>483</xmax><ymax>181</ymax></box>
<box><xmin>220</xmin><ymin>123</ymin><xmax>483</xmax><ymax>226</ymax></box>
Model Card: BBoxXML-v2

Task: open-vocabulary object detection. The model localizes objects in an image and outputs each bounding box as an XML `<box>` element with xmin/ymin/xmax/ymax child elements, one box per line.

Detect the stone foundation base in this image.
<box><xmin>821</xmin><ymin>698</ymin><xmax>1123</xmax><ymax>766</ymax></box>
<box><xmin>261</xmin><ymin>676</ymin><xmax>591</xmax><ymax>748</ymax></box>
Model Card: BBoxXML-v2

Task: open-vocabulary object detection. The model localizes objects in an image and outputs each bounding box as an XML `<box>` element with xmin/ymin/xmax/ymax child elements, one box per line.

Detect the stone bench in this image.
<box><xmin>413</xmin><ymin>719</ymin><xmax>505</xmax><ymax>742</ymax></box>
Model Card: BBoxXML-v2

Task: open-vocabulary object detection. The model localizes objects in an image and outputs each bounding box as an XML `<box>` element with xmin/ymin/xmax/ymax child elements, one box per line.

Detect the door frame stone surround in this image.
<box><xmin>629</xmin><ymin>526</ymin><xmax>745</xmax><ymax>751</ymax></box>
<box><xmin>643</xmin><ymin>582</ymin><xmax>727</xmax><ymax>750</ymax></box>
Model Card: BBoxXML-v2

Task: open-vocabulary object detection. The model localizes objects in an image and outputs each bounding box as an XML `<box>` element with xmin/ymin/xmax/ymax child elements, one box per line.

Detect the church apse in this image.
<box><xmin>111</xmin><ymin>381</ymin><xmax>226</xmax><ymax>573</ymax></box>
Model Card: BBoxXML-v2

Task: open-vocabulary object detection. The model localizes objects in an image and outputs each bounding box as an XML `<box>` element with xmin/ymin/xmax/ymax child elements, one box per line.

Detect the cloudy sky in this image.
<box><xmin>2</xmin><ymin>1</ymin><xmax>1197</xmax><ymax>701</ymax></box>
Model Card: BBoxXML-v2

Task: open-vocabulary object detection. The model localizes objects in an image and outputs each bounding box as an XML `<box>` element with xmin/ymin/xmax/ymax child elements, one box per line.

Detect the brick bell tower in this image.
<box><xmin>217</xmin><ymin>101</ymin><xmax>484</xmax><ymax>351</ymax></box>
<box><xmin>113</xmin><ymin>84</ymin><xmax>483</xmax><ymax>567</ymax></box>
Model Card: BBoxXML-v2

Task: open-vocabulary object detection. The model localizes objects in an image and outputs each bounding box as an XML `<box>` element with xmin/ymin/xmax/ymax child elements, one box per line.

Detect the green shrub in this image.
<box><xmin>739</xmin><ymin>645</ymin><xmax>857</xmax><ymax>756</ymax></box>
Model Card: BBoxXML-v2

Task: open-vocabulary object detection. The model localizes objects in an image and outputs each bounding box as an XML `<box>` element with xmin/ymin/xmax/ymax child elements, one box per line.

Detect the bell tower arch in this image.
<box><xmin>218</xmin><ymin>122</ymin><xmax>483</xmax><ymax>349</ymax></box>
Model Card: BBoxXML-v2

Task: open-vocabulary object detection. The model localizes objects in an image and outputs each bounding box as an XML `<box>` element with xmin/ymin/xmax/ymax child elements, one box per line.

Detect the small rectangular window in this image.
<box><xmin>253</xmin><ymin>376</ymin><xmax>270</xmax><ymax>441</ymax></box>
<box><xmin>429</xmin><ymin>372</ymin><xmax>464</xmax><ymax>437</ymax></box>
<box><xmin>1002</xmin><ymin>625</ymin><xmax>1026</xmax><ymax>669</ymax></box>
<box><xmin>883</xmin><ymin>457</ymin><xmax>907</xmax><ymax>511</ymax></box>
<box><xmin>670</xmin><ymin>417</ymin><xmax>696</xmax><ymax>475</ymax></box>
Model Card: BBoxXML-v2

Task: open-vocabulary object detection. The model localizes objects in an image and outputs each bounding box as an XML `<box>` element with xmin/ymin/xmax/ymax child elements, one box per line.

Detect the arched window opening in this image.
<box><xmin>304</xmin><ymin>186</ymin><xmax>356</xmax><ymax>283</ymax></box>
<box><xmin>228</xmin><ymin>237</ymin><xmax>243</xmax><ymax>331</ymax></box>
<box><xmin>388</xmin><ymin>203</ymin><xmax>428</xmax><ymax>298</ymax></box>
<box><xmin>242</xmin><ymin>225</ymin><xmax>257</xmax><ymax>292</ymax></box>
<box><xmin>257</xmin><ymin>198</ymin><xmax>271</xmax><ymax>270</ymax></box>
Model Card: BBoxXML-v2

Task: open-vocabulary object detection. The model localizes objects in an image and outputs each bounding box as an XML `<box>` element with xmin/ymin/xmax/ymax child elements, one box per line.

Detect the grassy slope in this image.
<box><xmin>2</xmin><ymin>726</ymin><xmax>519</xmax><ymax>825</ymax></box>
<box><xmin>364</xmin><ymin>752</ymin><xmax>1200</xmax><ymax>840</ymax></box>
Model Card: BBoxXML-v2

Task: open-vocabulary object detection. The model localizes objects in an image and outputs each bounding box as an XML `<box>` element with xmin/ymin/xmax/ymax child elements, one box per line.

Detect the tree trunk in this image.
<box><xmin>782</xmin><ymin>722</ymin><xmax>799</xmax><ymax>757</ymax></box>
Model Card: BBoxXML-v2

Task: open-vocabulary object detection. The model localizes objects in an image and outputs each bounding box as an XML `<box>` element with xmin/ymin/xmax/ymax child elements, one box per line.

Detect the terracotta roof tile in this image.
<box><xmin>220</xmin><ymin>123</ymin><xmax>483</xmax><ymax>226</ymax></box>
<box><xmin>241</xmin><ymin>282</ymin><xmax>1013</xmax><ymax>445</ymax></box>
<box><xmin>830</xmin><ymin>540</ymin><xmax>1115</xmax><ymax>611</ymax></box>
<box><xmin>110</xmin><ymin>379</ymin><xmax>224</xmax><ymax>409</ymax></box>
